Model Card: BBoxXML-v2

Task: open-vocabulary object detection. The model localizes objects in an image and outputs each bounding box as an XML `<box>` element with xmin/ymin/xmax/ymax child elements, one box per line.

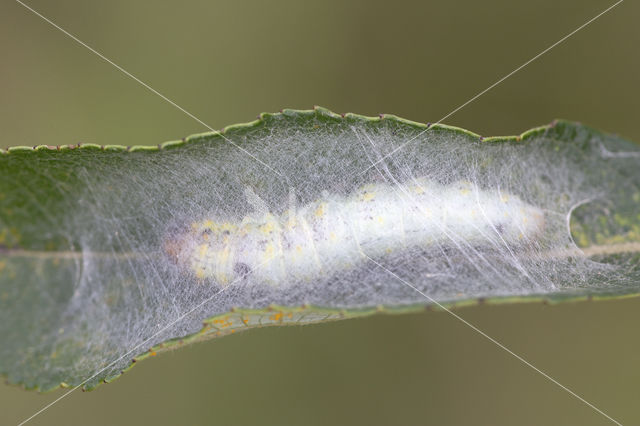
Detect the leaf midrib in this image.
<box><xmin>2</xmin><ymin>242</ymin><xmax>639</xmax><ymax>260</ymax></box>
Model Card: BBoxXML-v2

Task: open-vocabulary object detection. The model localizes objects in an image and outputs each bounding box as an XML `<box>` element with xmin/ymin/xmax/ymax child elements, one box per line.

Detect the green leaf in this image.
<box><xmin>1</xmin><ymin>107</ymin><xmax>639</xmax><ymax>391</ymax></box>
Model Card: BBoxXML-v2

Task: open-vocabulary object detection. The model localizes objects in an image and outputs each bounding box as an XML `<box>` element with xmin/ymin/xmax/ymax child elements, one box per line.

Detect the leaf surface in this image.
<box><xmin>1</xmin><ymin>107</ymin><xmax>639</xmax><ymax>390</ymax></box>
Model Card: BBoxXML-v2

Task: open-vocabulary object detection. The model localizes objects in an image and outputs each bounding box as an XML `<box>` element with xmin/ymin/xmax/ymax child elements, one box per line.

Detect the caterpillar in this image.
<box><xmin>165</xmin><ymin>179</ymin><xmax>546</xmax><ymax>287</ymax></box>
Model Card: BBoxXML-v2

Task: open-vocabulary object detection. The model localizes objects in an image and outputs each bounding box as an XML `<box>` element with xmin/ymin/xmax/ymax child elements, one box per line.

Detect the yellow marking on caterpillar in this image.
<box><xmin>219</xmin><ymin>245</ymin><xmax>231</xmax><ymax>267</ymax></box>
<box><xmin>260</xmin><ymin>221</ymin><xmax>275</xmax><ymax>234</ymax></box>
<box><xmin>315</xmin><ymin>202</ymin><xmax>327</xmax><ymax>218</ymax></box>
<box><xmin>263</xmin><ymin>243</ymin><xmax>276</xmax><ymax>260</ymax></box>
<box><xmin>359</xmin><ymin>191</ymin><xmax>376</xmax><ymax>201</ymax></box>
<box><xmin>285</xmin><ymin>213</ymin><xmax>297</xmax><ymax>228</ymax></box>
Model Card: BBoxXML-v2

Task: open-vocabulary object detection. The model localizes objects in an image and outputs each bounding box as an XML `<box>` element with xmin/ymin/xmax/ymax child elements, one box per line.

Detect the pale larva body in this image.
<box><xmin>167</xmin><ymin>179</ymin><xmax>545</xmax><ymax>287</ymax></box>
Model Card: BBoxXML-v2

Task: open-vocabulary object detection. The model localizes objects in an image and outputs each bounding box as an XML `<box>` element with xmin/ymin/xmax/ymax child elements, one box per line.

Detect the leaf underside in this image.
<box><xmin>1</xmin><ymin>107</ymin><xmax>639</xmax><ymax>391</ymax></box>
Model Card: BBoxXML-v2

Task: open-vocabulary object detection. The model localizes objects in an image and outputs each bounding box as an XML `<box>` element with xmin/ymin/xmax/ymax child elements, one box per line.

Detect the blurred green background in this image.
<box><xmin>2</xmin><ymin>0</ymin><xmax>639</xmax><ymax>424</ymax></box>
